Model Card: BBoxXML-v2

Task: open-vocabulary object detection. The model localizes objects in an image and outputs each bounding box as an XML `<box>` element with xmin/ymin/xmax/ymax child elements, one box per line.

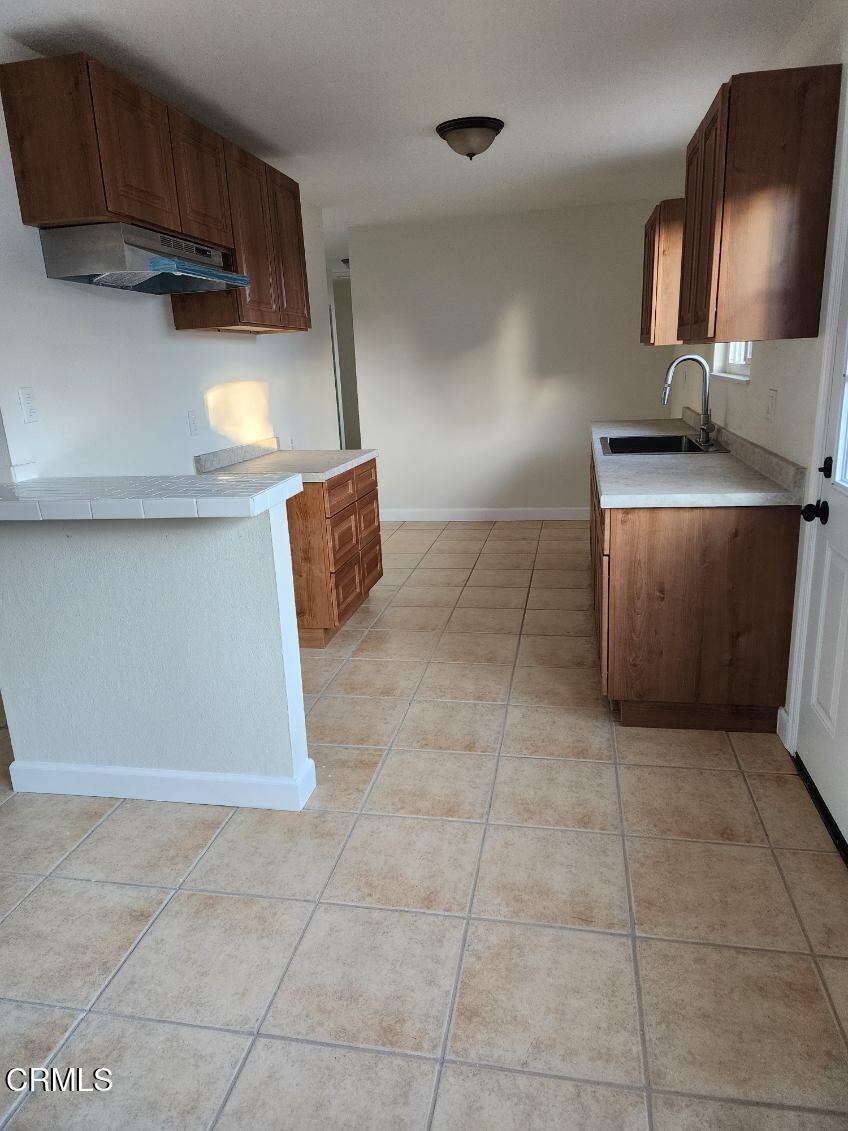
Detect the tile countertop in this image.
<box><xmin>199</xmin><ymin>448</ymin><xmax>378</xmax><ymax>482</ymax></box>
<box><xmin>592</xmin><ymin>419</ymin><xmax>805</xmax><ymax>509</ymax></box>
<box><xmin>0</xmin><ymin>473</ymin><xmax>303</xmax><ymax>521</ymax></box>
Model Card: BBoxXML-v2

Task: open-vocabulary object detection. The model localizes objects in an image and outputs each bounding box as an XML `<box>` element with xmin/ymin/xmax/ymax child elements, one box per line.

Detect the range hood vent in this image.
<box><xmin>39</xmin><ymin>223</ymin><xmax>250</xmax><ymax>294</ymax></box>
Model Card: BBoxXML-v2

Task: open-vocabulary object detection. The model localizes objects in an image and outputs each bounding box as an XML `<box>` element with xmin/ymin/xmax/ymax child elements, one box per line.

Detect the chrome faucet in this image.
<box><xmin>662</xmin><ymin>354</ymin><xmax>716</xmax><ymax>449</ymax></box>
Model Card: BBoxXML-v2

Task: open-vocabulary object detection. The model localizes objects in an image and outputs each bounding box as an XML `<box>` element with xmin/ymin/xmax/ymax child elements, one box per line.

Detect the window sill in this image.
<box><xmin>712</xmin><ymin>370</ymin><xmax>751</xmax><ymax>384</ymax></box>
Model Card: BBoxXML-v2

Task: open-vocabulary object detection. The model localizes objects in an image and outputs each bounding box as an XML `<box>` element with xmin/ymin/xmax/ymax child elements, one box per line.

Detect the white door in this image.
<box><xmin>796</xmin><ymin>282</ymin><xmax>848</xmax><ymax>843</ymax></box>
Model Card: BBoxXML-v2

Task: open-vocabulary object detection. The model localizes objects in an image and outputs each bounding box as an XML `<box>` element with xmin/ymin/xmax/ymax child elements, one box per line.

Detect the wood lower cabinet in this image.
<box><xmin>288</xmin><ymin>459</ymin><xmax>383</xmax><ymax>647</ymax></box>
<box><xmin>590</xmin><ymin>458</ymin><xmax>799</xmax><ymax>731</ymax></box>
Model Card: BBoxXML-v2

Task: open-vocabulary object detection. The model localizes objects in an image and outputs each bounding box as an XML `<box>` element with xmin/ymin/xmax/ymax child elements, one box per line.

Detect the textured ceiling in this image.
<box><xmin>1</xmin><ymin>0</ymin><xmax>813</xmax><ymax>260</ymax></box>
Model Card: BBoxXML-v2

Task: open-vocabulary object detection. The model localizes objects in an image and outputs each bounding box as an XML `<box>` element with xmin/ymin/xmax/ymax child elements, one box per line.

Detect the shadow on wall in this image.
<box><xmin>350</xmin><ymin>203</ymin><xmax>679</xmax><ymax>509</ymax></box>
<box><xmin>204</xmin><ymin>381</ymin><xmax>273</xmax><ymax>445</ymax></box>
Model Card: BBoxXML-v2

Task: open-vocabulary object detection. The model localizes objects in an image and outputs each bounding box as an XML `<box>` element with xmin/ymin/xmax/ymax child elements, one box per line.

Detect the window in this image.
<box><xmin>714</xmin><ymin>340</ymin><xmax>753</xmax><ymax>379</ymax></box>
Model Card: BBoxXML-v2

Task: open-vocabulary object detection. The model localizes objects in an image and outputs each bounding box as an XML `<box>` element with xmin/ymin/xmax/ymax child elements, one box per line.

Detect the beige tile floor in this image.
<box><xmin>1</xmin><ymin>519</ymin><xmax>848</xmax><ymax>1128</ymax></box>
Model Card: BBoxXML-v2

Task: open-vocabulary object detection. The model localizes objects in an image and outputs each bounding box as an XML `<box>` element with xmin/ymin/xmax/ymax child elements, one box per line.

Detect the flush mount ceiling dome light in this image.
<box><xmin>436</xmin><ymin>116</ymin><xmax>504</xmax><ymax>160</ymax></box>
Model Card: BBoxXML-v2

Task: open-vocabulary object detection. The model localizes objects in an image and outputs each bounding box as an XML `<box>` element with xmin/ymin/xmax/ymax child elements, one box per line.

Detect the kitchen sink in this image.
<box><xmin>600</xmin><ymin>434</ymin><xmax>727</xmax><ymax>455</ymax></box>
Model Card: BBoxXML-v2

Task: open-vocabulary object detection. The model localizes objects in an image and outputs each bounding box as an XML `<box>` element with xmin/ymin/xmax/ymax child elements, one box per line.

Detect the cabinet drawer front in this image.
<box><xmin>327</xmin><ymin>502</ymin><xmax>359</xmax><ymax>572</ymax></box>
<box><xmin>324</xmin><ymin>469</ymin><xmax>357</xmax><ymax>516</ymax></box>
<box><xmin>361</xmin><ymin>535</ymin><xmax>383</xmax><ymax>594</ymax></box>
<box><xmin>357</xmin><ymin>490</ymin><xmax>380</xmax><ymax>545</ymax></box>
<box><xmin>355</xmin><ymin>459</ymin><xmax>378</xmax><ymax>498</ymax></box>
<box><xmin>332</xmin><ymin>556</ymin><xmax>363</xmax><ymax>625</ymax></box>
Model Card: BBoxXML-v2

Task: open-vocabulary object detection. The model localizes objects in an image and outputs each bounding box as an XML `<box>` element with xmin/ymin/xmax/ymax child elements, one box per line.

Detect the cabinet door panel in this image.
<box><xmin>640</xmin><ymin>206</ymin><xmax>658</xmax><ymax>344</ymax></box>
<box><xmin>266</xmin><ymin>164</ymin><xmax>311</xmax><ymax>330</ymax></box>
<box><xmin>361</xmin><ymin>536</ymin><xmax>383</xmax><ymax>594</ymax></box>
<box><xmin>690</xmin><ymin>85</ymin><xmax>729</xmax><ymax>340</ymax></box>
<box><xmin>677</xmin><ymin>134</ymin><xmax>702</xmax><ymax>340</ymax></box>
<box><xmin>324</xmin><ymin>469</ymin><xmax>357</xmax><ymax>516</ymax></box>
<box><xmin>326</xmin><ymin>503</ymin><xmax>359</xmax><ymax>572</ymax></box>
<box><xmin>357</xmin><ymin>490</ymin><xmax>380</xmax><ymax>546</ymax></box>
<box><xmin>225</xmin><ymin>142</ymin><xmax>280</xmax><ymax>326</ymax></box>
<box><xmin>88</xmin><ymin>59</ymin><xmax>180</xmax><ymax>231</ymax></box>
<box><xmin>169</xmin><ymin>107</ymin><xmax>232</xmax><ymax>247</ymax></box>
<box><xmin>355</xmin><ymin>459</ymin><xmax>378</xmax><ymax>498</ymax></box>
<box><xmin>332</xmin><ymin>556</ymin><xmax>363</xmax><ymax>626</ymax></box>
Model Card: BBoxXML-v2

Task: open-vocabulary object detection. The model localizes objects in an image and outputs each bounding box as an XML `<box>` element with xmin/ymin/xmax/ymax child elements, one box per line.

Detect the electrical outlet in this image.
<box><xmin>289</xmin><ymin>436</ymin><xmax>295</xmax><ymax>450</ymax></box>
<box><xmin>187</xmin><ymin>410</ymin><xmax>199</xmax><ymax>436</ymax></box>
<box><xmin>766</xmin><ymin>388</ymin><xmax>778</xmax><ymax>424</ymax></box>
<box><xmin>17</xmin><ymin>386</ymin><xmax>38</xmax><ymax>424</ymax></box>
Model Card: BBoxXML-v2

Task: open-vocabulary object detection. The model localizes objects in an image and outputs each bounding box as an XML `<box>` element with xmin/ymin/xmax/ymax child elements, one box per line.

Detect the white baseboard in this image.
<box><xmin>9</xmin><ymin>757</ymin><xmax>317</xmax><ymax>811</ymax></box>
<box><xmin>776</xmin><ymin>708</ymin><xmax>793</xmax><ymax>755</ymax></box>
<box><xmin>380</xmin><ymin>507</ymin><xmax>591</xmax><ymax>521</ymax></box>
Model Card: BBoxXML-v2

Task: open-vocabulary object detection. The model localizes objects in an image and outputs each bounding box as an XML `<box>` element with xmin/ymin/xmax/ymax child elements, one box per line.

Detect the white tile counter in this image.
<box><xmin>0</xmin><ymin>472</ymin><xmax>303</xmax><ymax>521</ymax></box>
<box><xmin>592</xmin><ymin>418</ymin><xmax>805</xmax><ymax>509</ymax></box>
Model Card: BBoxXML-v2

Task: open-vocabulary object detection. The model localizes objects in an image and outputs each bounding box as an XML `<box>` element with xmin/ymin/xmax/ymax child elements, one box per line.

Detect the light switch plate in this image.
<box><xmin>187</xmin><ymin>410</ymin><xmax>199</xmax><ymax>436</ymax></box>
<box><xmin>18</xmin><ymin>386</ymin><xmax>38</xmax><ymax>424</ymax></box>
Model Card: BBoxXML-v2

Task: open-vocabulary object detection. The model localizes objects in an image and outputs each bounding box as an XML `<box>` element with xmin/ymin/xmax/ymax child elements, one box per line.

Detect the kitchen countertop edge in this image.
<box><xmin>591</xmin><ymin>419</ymin><xmax>804</xmax><ymax>509</ymax></box>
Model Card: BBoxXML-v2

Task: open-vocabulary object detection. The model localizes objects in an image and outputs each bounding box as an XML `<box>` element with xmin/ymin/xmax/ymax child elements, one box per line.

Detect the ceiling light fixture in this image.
<box><xmin>436</xmin><ymin>116</ymin><xmax>504</xmax><ymax>160</ymax></box>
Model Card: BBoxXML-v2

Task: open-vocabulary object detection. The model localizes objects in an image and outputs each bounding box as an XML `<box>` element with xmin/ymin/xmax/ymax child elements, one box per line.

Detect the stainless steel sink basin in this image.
<box><xmin>600</xmin><ymin>435</ymin><xmax>727</xmax><ymax>455</ymax></box>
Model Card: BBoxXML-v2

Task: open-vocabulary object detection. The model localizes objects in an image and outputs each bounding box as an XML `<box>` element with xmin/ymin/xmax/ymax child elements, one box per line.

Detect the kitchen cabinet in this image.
<box><xmin>640</xmin><ymin>198</ymin><xmax>683</xmax><ymax>346</ymax></box>
<box><xmin>590</xmin><ymin>457</ymin><xmax>799</xmax><ymax>730</ymax></box>
<box><xmin>677</xmin><ymin>65</ymin><xmax>841</xmax><ymax>343</ymax></box>
<box><xmin>287</xmin><ymin>459</ymin><xmax>383</xmax><ymax>647</ymax></box>
<box><xmin>168</xmin><ymin>106</ymin><xmax>232</xmax><ymax>247</ymax></box>
<box><xmin>0</xmin><ymin>54</ymin><xmax>184</xmax><ymax>235</ymax></box>
<box><xmin>0</xmin><ymin>52</ymin><xmax>312</xmax><ymax>335</ymax></box>
<box><xmin>267</xmin><ymin>165</ymin><xmax>312</xmax><ymax>331</ymax></box>
<box><xmin>87</xmin><ymin>59</ymin><xmax>182</xmax><ymax>233</ymax></box>
<box><xmin>171</xmin><ymin>152</ymin><xmax>311</xmax><ymax>333</ymax></box>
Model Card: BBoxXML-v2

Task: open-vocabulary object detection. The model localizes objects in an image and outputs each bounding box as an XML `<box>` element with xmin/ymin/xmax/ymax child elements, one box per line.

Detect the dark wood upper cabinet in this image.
<box><xmin>267</xmin><ymin>165</ymin><xmax>312</xmax><ymax>331</ymax></box>
<box><xmin>640</xmin><ymin>198</ymin><xmax>683</xmax><ymax>346</ymax></box>
<box><xmin>172</xmin><ymin>156</ymin><xmax>312</xmax><ymax>333</ymax></box>
<box><xmin>87</xmin><ymin>59</ymin><xmax>181</xmax><ymax>233</ymax></box>
<box><xmin>687</xmin><ymin>85</ymin><xmax>728</xmax><ymax>341</ymax></box>
<box><xmin>168</xmin><ymin>106</ymin><xmax>232</xmax><ymax>248</ymax></box>
<box><xmin>1</xmin><ymin>52</ymin><xmax>312</xmax><ymax>335</ymax></box>
<box><xmin>225</xmin><ymin>143</ymin><xmax>281</xmax><ymax>326</ymax></box>
<box><xmin>678</xmin><ymin>65</ymin><xmax>841</xmax><ymax>343</ymax></box>
<box><xmin>0</xmin><ymin>53</ymin><xmax>110</xmax><ymax>226</ymax></box>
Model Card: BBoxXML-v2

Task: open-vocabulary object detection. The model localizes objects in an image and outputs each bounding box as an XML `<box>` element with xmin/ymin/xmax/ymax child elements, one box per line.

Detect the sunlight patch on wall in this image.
<box><xmin>204</xmin><ymin>381</ymin><xmax>272</xmax><ymax>444</ymax></box>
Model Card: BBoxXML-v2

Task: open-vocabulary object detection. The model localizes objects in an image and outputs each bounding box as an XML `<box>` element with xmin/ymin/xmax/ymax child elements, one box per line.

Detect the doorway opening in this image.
<box><xmin>330</xmin><ymin>275</ymin><xmax>362</xmax><ymax>449</ymax></box>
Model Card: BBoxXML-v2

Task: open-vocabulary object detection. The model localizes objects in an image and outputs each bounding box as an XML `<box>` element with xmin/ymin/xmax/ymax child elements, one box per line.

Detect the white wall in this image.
<box><xmin>0</xmin><ymin>35</ymin><xmax>340</xmax><ymax>479</ymax></box>
<box><xmin>667</xmin><ymin>0</ymin><xmax>848</xmax><ymax>469</ymax></box>
<box><xmin>350</xmin><ymin>203</ymin><xmax>676</xmax><ymax>517</ymax></box>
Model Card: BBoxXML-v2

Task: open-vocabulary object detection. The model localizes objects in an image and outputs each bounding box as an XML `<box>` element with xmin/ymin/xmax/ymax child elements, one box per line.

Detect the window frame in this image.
<box><xmin>713</xmin><ymin>340</ymin><xmax>753</xmax><ymax>380</ymax></box>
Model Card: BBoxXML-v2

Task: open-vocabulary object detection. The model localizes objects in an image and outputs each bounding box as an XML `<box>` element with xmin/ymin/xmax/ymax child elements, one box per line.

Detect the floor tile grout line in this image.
<box><xmin>1</xmin><ymin>801</ymin><xmax>239</xmax><ymax>1127</ymax></box>
<box><xmin>4</xmin><ymin>982</ymin><xmax>846</xmax><ymax>1123</ymax></box>
<box><xmin>0</xmin><ymin>796</ymin><xmax>127</xmax><ymax>933</ymax></box>
<box><xmin>0</xmin><ymin>524</ymin><xmax>593</xmax><ymax>1121</ymax></box>
<box><xmin>208</xmin><ymin>636</ymin><xmax>445</xmax><ymax>1128</ymax></box>
<box><xmin>729</xmin><ymin>734</ymin><xmax>848</xmax><ymax>1057</ymax></box>
<box><xmin>611</xmin><ymin>721</ymin><xmax>655</xmax><ymax>1131</ymax></box>
<box><xmin>424</xmin><ymin>557</ymin><xmax>533</xmax><ymax>1131</ymax></box>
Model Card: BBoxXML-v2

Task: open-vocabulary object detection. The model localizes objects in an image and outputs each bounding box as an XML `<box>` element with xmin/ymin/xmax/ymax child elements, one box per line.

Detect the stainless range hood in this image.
<box><xmin>39</xmin><ymin>223</ymin><xmax>250</xmax><ymax>294</ymax></box>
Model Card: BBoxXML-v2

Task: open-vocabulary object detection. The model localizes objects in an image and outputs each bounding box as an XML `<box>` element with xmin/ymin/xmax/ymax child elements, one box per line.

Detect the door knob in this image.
<box><xmin>801</xmin><ymin>500</ymin><xmax>830</xmax><ymax>525</ymax></box>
